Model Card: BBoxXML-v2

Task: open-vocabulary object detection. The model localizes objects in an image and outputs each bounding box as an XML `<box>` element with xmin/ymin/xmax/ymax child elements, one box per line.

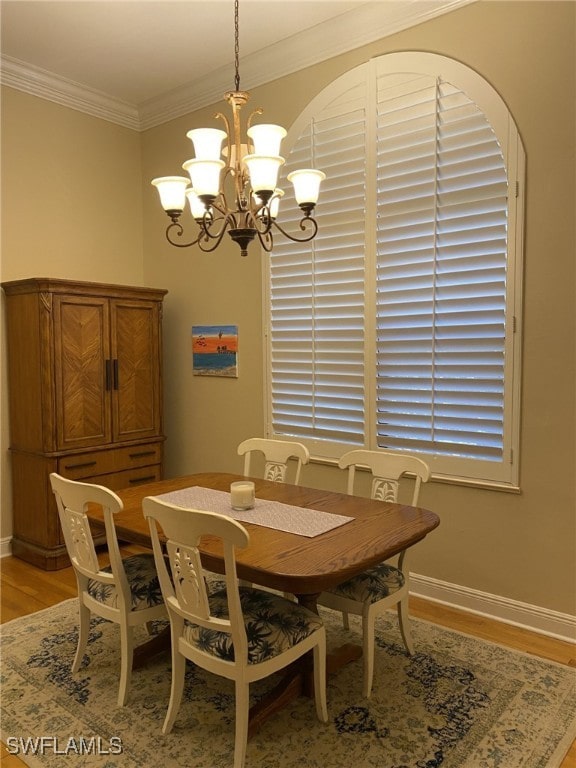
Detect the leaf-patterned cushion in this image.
<box><xmin>183</xmin><ymin>587</ymin><xmax>323</xmax><ymax>663</ymax></box>
<box><xmin>327</xmin><ymin>563</ymin><xmax>405</xmax><ymax>604</ymax></box>
<box><xmin>87</xmin><ymin>554</ymin><xmax>163</xmax><ymax>611</ymax></box>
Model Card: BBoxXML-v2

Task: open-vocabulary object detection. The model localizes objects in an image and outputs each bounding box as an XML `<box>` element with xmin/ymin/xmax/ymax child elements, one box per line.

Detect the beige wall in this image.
<box><xmin>0</xmin><ymin>89</ymin><xmax>145</xmax><ymax>541</ymax></box>
<box><xmin>2</xmin><ymin>1</ymin><xmax>575</xmax><ymax>619</ymax></box>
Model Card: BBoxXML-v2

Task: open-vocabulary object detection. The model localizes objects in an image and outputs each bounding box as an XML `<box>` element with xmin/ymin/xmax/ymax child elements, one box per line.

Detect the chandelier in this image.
<box><xmin>151</xmin><ymin>0</ymin><xmax>326</xmax><ymax>257</ymax></box>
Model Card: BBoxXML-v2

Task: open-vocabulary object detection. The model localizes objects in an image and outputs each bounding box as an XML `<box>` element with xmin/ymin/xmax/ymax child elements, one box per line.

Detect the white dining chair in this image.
<box><xmin>317</xmin><ymin>449</ymin><xmax>431</xmax><ymax>698</ymax></box>
<box><xmin>143</xmin><ymin>495</ymin><xmax>328</xmax><ymax>768</ymax></box>
<box><xmin>49</xmin><ymin>473</ymin><xmax>167</xmax><ymax>706</ymax></box>
<box><xmin>237</xmin><ymin>437</ymin><xmax>310</xmax><ymax>485</ymax></box>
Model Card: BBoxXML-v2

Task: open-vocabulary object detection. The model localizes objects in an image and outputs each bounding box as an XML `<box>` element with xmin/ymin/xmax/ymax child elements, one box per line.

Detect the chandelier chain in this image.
<box><xmin>234</xmin><ymin>0</ymin><xmax>240</xmax><ymax>92</ymax></box>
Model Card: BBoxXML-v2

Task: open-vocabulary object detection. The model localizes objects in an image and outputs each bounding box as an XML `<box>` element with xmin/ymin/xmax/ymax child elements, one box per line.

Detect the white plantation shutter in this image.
<box><xmin>265</xmin><ymin>54</ymin><xmax>524</xmax><ymax>486</ymax></box>
<box><xmin>268</xmin><ymin>76</ymin><xmax>367</xmax><ymax>449</ymax></box>
<box><xmin>375</xmin><ymin>74</ymin><xmax>509</xmax><ymax>463</ymax></box>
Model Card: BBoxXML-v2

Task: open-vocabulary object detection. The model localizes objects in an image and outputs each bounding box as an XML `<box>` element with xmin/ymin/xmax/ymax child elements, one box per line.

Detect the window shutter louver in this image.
<box><xmin>268</xmin><ymin>83</ymin><xmax>367</xmax><ymax>445</ymax></box>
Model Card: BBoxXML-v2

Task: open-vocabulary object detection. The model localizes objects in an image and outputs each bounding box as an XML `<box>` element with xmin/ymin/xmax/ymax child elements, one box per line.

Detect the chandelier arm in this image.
<box><xmin>254</xmin><ymin>227</ymin><xmax>274</xmax><ymax>253</ymax></box>
<box><xmin>197</xmin><ymin>227</ymin><xmax>230</xmax><ymax>253</ymax></box>
<box><xmin>246</xmin><ymin>206</ymin><xmax>272</xmax><ymax>236</ymax></box>
<box><xmin>210</xmin><ymin>201</ymin><xmax>239</xmax><ymax>231</ymax></box>
<box><xmin>212</xmin><ymin>188</ymin><xmax>237</xmax><ymax>224</ymax></box>
<box><xmin>246</xmin><ymin>107</ymin><xmax>264</xmax><ymax>140</ymax></box>
<box><xmin>270</xmin><ymin>215</ymin><xmax>319</xmax><ymax>243</ymax></box>
<box><xmin>199</xmin><ymin>208</ymin><xmax>246</xmax><ymax>252</ymax></box>
<box><xmin>165</xmin><ymin>222</ymin><xmax>204</xmax><ymax>249</ymax></box>
<box><xmin>201</xmin><ymin>215</ymin><xmax>226</xmax><ymax>240</ymax></box>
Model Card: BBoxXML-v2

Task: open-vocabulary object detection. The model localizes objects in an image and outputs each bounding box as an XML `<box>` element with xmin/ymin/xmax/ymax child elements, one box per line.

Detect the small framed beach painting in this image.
<box><xmin>192</xmin><ymin>325</ymin><xmax>238</xmax><ymax>377</ymax></box>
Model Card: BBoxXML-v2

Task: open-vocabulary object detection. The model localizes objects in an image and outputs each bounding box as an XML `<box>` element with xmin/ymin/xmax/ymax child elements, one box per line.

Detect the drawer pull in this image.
<box><xmin>129</xmin><ymin>475</ymin><xmax>157</xmax><ymax>485</ymax></box>
<box><xmin>129</xmin><ymin>450</ymin><xmax>156</xmax><ymax>459</ymax></box>
<box><xmin>64</xmin><ymin>460</ymin><xmax>98</xmax><ymax>470</ymax></box>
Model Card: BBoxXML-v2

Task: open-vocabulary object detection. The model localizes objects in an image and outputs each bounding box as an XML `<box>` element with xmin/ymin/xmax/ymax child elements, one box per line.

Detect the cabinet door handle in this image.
<box><xmin>64</xmin><ymin>460</ymin><xmax>98</xmax><ymax>470</ymax></box>
<box><xmin>105</xmin><ymin>359</ymin><xmax>112</xmax><ymax>391</ymax></box>
<box><xmin>113</xmin><ymin>359</ymin><xmax>119</xmax><ymax>390</ymax></box>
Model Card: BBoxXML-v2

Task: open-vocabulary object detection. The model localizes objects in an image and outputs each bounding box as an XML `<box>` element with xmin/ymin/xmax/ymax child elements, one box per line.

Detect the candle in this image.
<box><xmin>230</xmin><ymin>481</ymin><xmax>255</xmax><ymax>511</ymax></box>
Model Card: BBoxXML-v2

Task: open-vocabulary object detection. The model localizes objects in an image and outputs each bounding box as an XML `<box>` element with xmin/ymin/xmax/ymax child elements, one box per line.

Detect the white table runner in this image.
<box><xmin>154</xmin><ymin>486</ymin><xmax>353</xmax><ymax>538</ymax></box>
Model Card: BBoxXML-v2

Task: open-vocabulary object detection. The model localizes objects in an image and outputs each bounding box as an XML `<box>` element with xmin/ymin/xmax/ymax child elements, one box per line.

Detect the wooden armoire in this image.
<box><xmin>2</xmin><ymin>277</ymin><xmax>167</xmax><ymax>569</ymax></box>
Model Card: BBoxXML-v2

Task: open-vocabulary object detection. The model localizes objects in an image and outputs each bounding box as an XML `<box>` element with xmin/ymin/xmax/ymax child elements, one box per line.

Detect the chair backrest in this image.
<box><xmin>338</xmin><ymin>450</ymin><xmax>430</xmax><ymax>505</ymax></box>
<box><xmin>49</xmin><ymin>473</ymin><xmax>130</xmax><ymax>601</ymax></box>
<box><xmin>142</xmin><ymin>496</ymin><xmax>250</xmax><ymax>661</ymax></box>
<box><xmin>237</xmin><ymin>437</ymin><xmax>310</xmax><ymax>484</ymax></box>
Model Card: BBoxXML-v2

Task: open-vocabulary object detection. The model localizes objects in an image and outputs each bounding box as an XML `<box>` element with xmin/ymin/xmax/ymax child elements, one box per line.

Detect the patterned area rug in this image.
<box><xmin>1</xmin><ymin>597</ymin><xmax>575</xmax><ymax>768</ymax></box>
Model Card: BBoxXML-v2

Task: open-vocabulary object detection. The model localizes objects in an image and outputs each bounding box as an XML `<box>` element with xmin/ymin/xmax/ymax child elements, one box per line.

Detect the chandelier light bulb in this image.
<box><xmin>247</xmin><ymin>124</ymin><xmax>287</xmax><ymax>156</ymax></box>
<box><xmin>151</xmin><ymin>176</ymin><xmax>190</xmax><ymax>211</ymax></box>
<box><xmin>187</xmin><ymin>128</ymin><xmax>227</xmax><ymax>160</ymax></box>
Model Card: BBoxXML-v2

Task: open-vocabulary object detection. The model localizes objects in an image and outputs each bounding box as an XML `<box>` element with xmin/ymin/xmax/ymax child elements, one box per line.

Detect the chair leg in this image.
<box><xmin>117</xmin><ymin>623</ymin><xmax>134</xmax><ymax>707</ymax></box>
<box><xmin>362</xmin><ymin>610</ymin><xmax>376</xmax><ymax>698</ymax></box>
<box><xmin>342</xmin><ymin>611</ymin><xmax>350</xmax><ymax>630</ymax></box>
<box><xmin>163</xmin><ymin>647</ymin><xmax>186</xmax><ymax>734</ymax></box>
<box><xmin>313</xmin><ymin>636</ymin><xmax>328</xmax><ymax>722</ymax></box>
<box><xmin>397</xmin><ymin>596</ymin><xmax>414</xmax><ymax>655</ymax></box>
<box><xmin>234</xmin><ymin>681</ymin><xmax>250</xmax><ymax>768</ymax></box>
<box><xmin>72</xmin><ymin>601</ymin><xmax>91</xmax><ymax>673</ymax></box>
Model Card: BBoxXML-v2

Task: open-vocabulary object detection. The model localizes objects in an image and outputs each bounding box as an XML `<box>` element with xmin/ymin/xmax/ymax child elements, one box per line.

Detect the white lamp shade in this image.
<box><xmin>244</xmin><ymin>154</ymin><xmax>285</xmax><ymax>194</ymax></box>
<box><xmin>186</xmin><ymin>128</ymin><xmax>227</xmax><ymax>160</ymax></box>
<box><xmin>182</xmin><ymin>159</ymin><xmax>225</xmax><ymax>197</ymax></box>
<box><xmin>185</xmin><ymin>188</ymin><xmax>207</xmax><ymax>219</ymax></box>
<box><xmin>287</xmin><ymin>169</ymin><xmax>326</xmax><ymax>205</ymax></box>
<box><xmin>247</xmin><ymin>124</ymin><xmax>287</xmax><ymax>156</ymax></box>
<box><xmin>151</xmin><ymin>176</ymin><xmax>189</xmax><ymax>211</ymax></box>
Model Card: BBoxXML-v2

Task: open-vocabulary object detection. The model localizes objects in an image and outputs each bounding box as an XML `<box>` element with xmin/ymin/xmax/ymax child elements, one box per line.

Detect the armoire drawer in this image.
<box><xmin>58</xmin><ymin>443</ymin><xmax>163</xmax><ymax>480</ymax></box>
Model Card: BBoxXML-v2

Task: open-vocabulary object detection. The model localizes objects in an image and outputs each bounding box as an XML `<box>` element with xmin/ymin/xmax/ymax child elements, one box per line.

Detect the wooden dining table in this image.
<box><xmin>87</xmin><ymin>471</ymin><xmax>440</xmax><ymax>736</ymax></box>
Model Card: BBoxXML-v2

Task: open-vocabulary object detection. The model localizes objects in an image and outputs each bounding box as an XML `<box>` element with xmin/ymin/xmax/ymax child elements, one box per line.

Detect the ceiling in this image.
<box><xmin>0</xmin><ymin>0</ymin><xmax>473</xmax><ymax>129</ymax></box>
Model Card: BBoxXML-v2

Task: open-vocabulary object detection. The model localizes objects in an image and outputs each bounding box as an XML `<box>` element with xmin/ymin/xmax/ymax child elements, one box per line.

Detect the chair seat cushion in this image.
<box><xmin>183</xmin><ymin>587</ymin><xmax>323</xmax><ymax>664</ymax></box>
<box><xmin>87</xmin><ymin>553</ymin><xmax>163</xmax><ymax>610</ymax></box>
<box><xmin>327</xmin><ymin>562</ymin><xmax>405</xmax><ymax>604</ymax></box>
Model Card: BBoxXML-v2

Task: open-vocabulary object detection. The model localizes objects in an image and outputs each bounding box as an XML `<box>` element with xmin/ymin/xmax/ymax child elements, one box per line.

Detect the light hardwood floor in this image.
<box><xmin>1</xmin><ymin>551</ymin><xmax>575</xmax><ymax>767</ymax></box>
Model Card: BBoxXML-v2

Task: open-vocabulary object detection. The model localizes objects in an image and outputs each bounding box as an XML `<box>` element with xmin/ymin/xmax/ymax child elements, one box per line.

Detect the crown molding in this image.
<box><xmin>139</xmin><ymin>0</ymin><xmax>474</xmax><ymax>130</ymax></box>
<box><xmin>0</xmin><ymin>0</ymin><xmax>474</xmax><ymax>132</ymax></box>
<box><xmin>0</xmin><ymin>55</ymin><xmax>140</xmax><ymax>130</ymax></box>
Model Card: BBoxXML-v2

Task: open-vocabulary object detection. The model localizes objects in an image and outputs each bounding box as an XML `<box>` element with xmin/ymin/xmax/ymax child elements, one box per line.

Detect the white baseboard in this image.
<box><xmin>0</xmin><ymin>537</ymin><xmax>12</xmax><ymax>559</ymax></box>
<box><xmin>411</xmin><ymin>573</ymin><xmax>576</xmax><ymax>645</ymax></box>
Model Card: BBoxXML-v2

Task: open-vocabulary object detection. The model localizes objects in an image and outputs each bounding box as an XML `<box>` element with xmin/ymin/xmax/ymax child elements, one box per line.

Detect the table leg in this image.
<box><xmin>295</xmin><ymin>592</ymin><xmax>362</xmax><ymax>690</ymax></box>
<box><xmin>132</xmin><ymin>624</ymin><xmax>171</xmax><ymax>669</ymax></box>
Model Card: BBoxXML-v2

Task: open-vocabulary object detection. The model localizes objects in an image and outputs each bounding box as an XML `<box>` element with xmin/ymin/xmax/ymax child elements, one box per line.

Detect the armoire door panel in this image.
<box><xmin>54</xmin><ymin>295</ymin><xmax>113</xmax><ymax>450</ymax></box>
<box><xmin>111</xmin><ymin>300</ymin><xmax>161</xmax><ymax>442</ymax></box>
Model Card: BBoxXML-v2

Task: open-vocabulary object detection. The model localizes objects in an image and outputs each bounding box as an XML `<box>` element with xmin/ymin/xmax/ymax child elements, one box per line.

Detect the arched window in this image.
<box><xmin>265</xmin><ymin>53</ymin><xmax>524</xmax><ymax>487</ymax></box>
